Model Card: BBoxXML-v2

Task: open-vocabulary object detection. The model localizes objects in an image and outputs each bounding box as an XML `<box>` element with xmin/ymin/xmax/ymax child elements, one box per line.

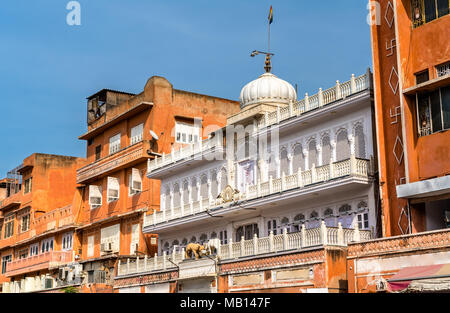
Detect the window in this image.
<box><xmin>130</xmin><ymin>123</ymin><xmax>144</xmax><ymax>145</ymax></box>
<box><xmin>267</xmin><ymin>219</ymin><xmax>277</xmax><ymax>235</ymax></box>
<box><xmin>41</xmin><ymin>238</ymin><xmax>54</xmax><ymax>253</ymax></box>
<box><xmin>190</xmin><ymin>236</ymin><xmax>197</xmax><ymax>243</ymax></box>
<box><xmin>417</xmin><ymin>86</ymin><xmax>450</xmax><ymax>136</ymax></box>
<box><xmin>308</xmin><ymin>140</ymin><xmax>317</xmax><ymax>169</ymax></box>
<box><xmin>199</xmin><ymin>233</ymin><xmax>208</xmax><ymax>244</ymax></box>
<box><xmin>236</xmin><ymin>223</ymin><xmax>259</xmax><ymax>241</ymax></box>
<box><xmin>219</xmin><ymin>230</ymin><xmax>228</xmax><ymax>245</ymax></box>
<box><xmin>357</xmin><ymin>213</ymin><xmax>369</xmax><ymax>230</ymax></box>
<box><xmin>95</xmin><ymin>145</ymin><xmax>102</xmax><ymax>161</ymax></box>
<box><xmin>307</xmin><ymin>211</ymin><xmax>320</xmax><ymax>229</ymax></box>
<box><xmin>292</xmin><ymin>214</ymin><xmax>305</xmax><ymax>232</ymax></box>
<box><xmin>20</xmin><ymin>209</ymin><xmax>30</xmax><ymax>233</ymax></box>
<box><xmin>412</xmin><ymin>0</ymin><xmax>449</xmax><ymax>27</ymax></box>
<box><xmin>130</xmin><ymin>224</ymin><xmax>139</xmax><ymax>255</ymax></box>
<box><xmin>87</xmin><ymin>235</ymin><xmax>94</xmax><ymax>257</ymax></box>
<box><xmin>175</xmin><ymin>121</ymin><xmax>200</xmax><ymax>144</ymax></box>
<box><xmin>4</xmin><ymin>214</ymin><xmax>14</xmax><ymax>239</ymax></box>
<box><xmin>107</xmin><ymin>177</ymin><xmax>120</xmax><ymax>202</ymax></box>
<box><xmin>17</xmin><ymin>248</ymin><xmax>28</xmax><ymax>259</ymax></box>
<box><xmin>129</xmin><ymin>168</ymin><xmax>142</xmax><ymax>195</ymax></box>
<box><xmin>292</xmin><ymin>144</ymin><xmax>304</xmax><ymax>171</ymax></box>
<box><xmin>324</xmin><ymin>208</ymin><xmax>336</xmax><ymax>227</ymax></box>
<box><xmin>2</xmin><ymin>255</ymin><xmax>12</xmax><ymax>274</ymax></box>
<box><xmin>29</xmin><ymin>243</ymin><xmax>39</xmax><ymax>256</ymax></box>
<box><xmin>100</xmin><ymin>224</ymin><xmax>120</xmax><ymax>254</ymax></box>
<box><xmin>354</xmin><ymin>125</ymin><xmax>366</xmax><ymax>159</ymax></box>
<box><xmin>109</xmin><ymin>133</ymin><xmax>121</xmax><ymax>154</ymax></box>
<box><xmin>436</xmin><ymin>62</ymin><xmax>450</xmax><ymax>78</ymax></box>
<box><xmin>23</xmin><ymin>177</ymin><xmax>32</xmax><ymax>194</ymax></box>
<box><xmin>336</xmin><ymin>129</ymin><xmax>350</xmax><ymax>161</ymax></box>
<box><xmin>62</xmin><ymin>232</ymin><xmax>73</xmax><ymax>251</ymax></box>
<box><xmin>89</xmin><ymin>185</ymin><xmax>102</xmax><ymax>209</ymax></box>
<box><xmin>88</xmin><ymin>138</ymin><xmax>94</xmax><ymax>146</ymax></box>
<box><xmin>415</xmin><ymin>70</ymin><xmax>429</xmax><ymax>84</ymax></box>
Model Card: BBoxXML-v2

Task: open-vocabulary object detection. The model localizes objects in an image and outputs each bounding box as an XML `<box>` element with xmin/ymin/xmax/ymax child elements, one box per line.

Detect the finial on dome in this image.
<box><xmin>250</xmin><ymin>50</ymin><xmax>274</xmax><ymax>73</ymax></box>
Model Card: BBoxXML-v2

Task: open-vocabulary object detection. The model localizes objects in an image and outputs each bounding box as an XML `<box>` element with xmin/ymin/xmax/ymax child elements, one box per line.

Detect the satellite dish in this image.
<box><xmin>149</xmin><ymin>130</ymin><xmax>159</xmax><ymax>140</ymax></box>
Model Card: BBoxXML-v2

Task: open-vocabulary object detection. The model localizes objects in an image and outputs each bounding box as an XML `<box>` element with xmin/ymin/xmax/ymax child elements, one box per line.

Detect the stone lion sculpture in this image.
<box><xmin>185</xmin><ymin>243</ymin><xmax>209</xmax><ymax>260</ymax></box>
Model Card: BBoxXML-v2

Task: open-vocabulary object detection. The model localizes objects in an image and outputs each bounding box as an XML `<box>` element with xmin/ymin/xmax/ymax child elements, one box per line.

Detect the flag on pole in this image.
<box><xmin>268</xmin><ymin>6</ymin><xmax>273</xmax><ymax>24</ymax></box>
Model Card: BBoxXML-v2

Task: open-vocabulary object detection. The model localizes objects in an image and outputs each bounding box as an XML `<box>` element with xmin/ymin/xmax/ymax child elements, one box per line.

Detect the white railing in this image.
<box><xmin>144</xmin><ymin>155</ymin><xmax>371</xmax><ymax>228</ymax></box>
<box><xmin>117</xmin><ymin>222</ymin><xmax>371</xmax><ymax>277</ymax></box>
<box><xmin>147</xmin><ymin>71</ymin><xmax>371</xmax><ymax>175</ymax></box>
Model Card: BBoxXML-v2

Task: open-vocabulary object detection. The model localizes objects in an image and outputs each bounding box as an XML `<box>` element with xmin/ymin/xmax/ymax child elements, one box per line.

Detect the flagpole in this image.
<box><xmin>268</xmin><ymin>22</ymin><xmax>271</xmax><ymax>53</ymax></box>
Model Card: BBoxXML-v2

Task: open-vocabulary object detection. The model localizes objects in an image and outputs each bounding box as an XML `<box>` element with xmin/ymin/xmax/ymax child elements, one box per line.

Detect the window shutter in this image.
<box><xmin>130</xmin><ymin>224</ymin><xmax>139</xmax><ymax>254</ymax></box>
<box><xmin>107</xmin><ymin>177</ymin><xmax>120</xmax><ymax>202</ymax></box>
<box><xmin>87</xmin><ymin>235</ymin><xmax>94</xmax><ymax>257</ymax></box>
<box><xmin>101</xmin><ymin>224</ymin><xmax>120</xmax><ymax>253</ymax></box>
<box><xmin>131</xmin><ymin>168</ymin><xmax>142</xmax><ymax>193</ymax></box>
<box><xmin>131</xmin><ymin>123</ymin><xmax>144</xmax><ymax>145</ymax></box>
<box><xmin>89</xmin><ymin>185</ymin><xmax>102</xmax><ymax>207</ymax></box>
<box><xmin>109</xmin><ymin>133</ymin><xmax>121</xmax><ymax>154</ymax></box>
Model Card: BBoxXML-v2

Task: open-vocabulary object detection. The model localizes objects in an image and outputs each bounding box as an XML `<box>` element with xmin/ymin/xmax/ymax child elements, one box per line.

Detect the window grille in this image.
<box><xmin>130</xmin><ymin>123</ymin><xmax>144</xmax><ymax>145</ymax></box>
<box><xmin>436</xmin><ymin>62</ymin><xmax>450</xmax><ymax>78</ymax></box>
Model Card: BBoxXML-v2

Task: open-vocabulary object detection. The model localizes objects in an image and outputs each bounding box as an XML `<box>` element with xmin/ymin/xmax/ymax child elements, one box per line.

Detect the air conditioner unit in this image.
<box><xmin>58</xmin><ymin>268</ymin><xmax>66</xmax><ymax>280</ymax></box>
<box><xmin>101</xmin><ymin>242</ymin><xmax>113</xmax><ymax>253</ymax></box>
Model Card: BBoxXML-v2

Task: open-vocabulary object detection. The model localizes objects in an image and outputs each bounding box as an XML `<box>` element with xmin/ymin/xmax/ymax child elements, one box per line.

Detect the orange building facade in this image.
<box><xmin>0</xmin><ymin>154</ymin><xmax>86</xmax><ymax>292</ymax></box>
<box><xmin>74</xmin><ymin>76</ymin><xmax>240</xmax><ymax>291</ymax></box>
<box><xmin>370</xmin><ymin>0</ymin><xmax>450</xmax><ymax>236</ymax></box>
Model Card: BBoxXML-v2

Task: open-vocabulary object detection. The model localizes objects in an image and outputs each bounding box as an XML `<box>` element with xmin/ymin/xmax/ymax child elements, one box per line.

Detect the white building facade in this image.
<box><xmin>143</xmin><ymin>66</ymin><xmax>378</xmax><ymax>257</ymax></box>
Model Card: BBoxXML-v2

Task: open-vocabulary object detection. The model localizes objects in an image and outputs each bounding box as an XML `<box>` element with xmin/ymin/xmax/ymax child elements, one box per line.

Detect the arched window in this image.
<box><xmin>280</xmin><ymin>148</ymin><xmax>289</xmax><ymax>176</ymax></box>
<box><xmin>322</xmin><ymin>135</ymin><xmax>331</xmax><ymax>164</ymax></box>
<box><xmin>172</xmin><ymin>239</ymin><xmax>179</xmax><ymax>248</ymax></box>
<box><xmin>200</xmin><ymin>175</ymin><xmax>208</xmax><ymax>199</ymax></box>
<box><xmin>292</xmin><ymin>214</ymin><xmax>305</xmax><ymax>232</ymax></box>
<box><xmin>199</xmin><ymin>234</ymin><xmax>208</xmax><ymax>244</ymax></box>
<box><xmin>339</xmin><ymin>204</ymin><xmax>352</xmax><ymax>213</ymax></box>
<box><xmin>308</xmin><ymin>139</ymin><xmax>317</xmax><ymax>169</ymax></box>
<box><xmin>338</xmin><ymin>204</ymin><xmax>353</xmax><ymax>228</ymax></box>
<box><xmin>336</xmin><ymin>129</ymin><xmax>350</xmax><ymax>161</ymax></box>
<box><xmin>308</xmin><ymin>211</ymin><xmax>320</xmax><ymax>229</ymax></box>
<box><xmin>294</xmin><ymin>214</ymin><xmax>305</xmax><ymax>222</ymax></box>
<box><xmin>354</xmin><ymin>124</ymin><xmax>366</xmax><ymax>159</ymax></box>
<box><xmin>281</xmin><ymin>217</ymin><xmax>290</xmax><ymax>233</ymax></box>
<box><xmin>292</xmin><ymin>144</ymin><xmax>304</xmax><ymax>171</ymax></box>
<box><xmin>190</xmin><ymin>236</ymin><xmax>197</xmax><ymax>243</ymax></box>
<box><xmin>181</xmin><ymin>238</ymin><xmax>188</xmax><ymax>246</ymax></box>
<box><xmin>357</xmin><ymin>201</ymin><xmax>368</xmax><ymax>211</ymax></box>
<box><xmin>182</xmin><ymin>180</ymin><xmax>189</xmax><ymax>204</ymax></box>
<box><xmin>173</xmin><ymin>183</ymin><xmax>180</xmax><ymax>208</ymax></box>
<box><xmin>163</xmin><ymin>242</ymin><xmax>169</xmax><ymax>253</ymax></box>
<box><xmin>211</xmin><ymin>171</ymin><xmax>218</xmax><ymax>198</ymax></box>
<box><xmin>210</xmin><ymin>232</ymin><xmax>217</xmax><ymax>239</ymax></box>
<box><xmin>191</xmin><ymin>177</ymin><xmax>198</xmax><ymax>202</ymax></box>
<box><xmin>323</xmin><ymin>208</ymin><xmax>335</xmax><ymax>227</ymax></box>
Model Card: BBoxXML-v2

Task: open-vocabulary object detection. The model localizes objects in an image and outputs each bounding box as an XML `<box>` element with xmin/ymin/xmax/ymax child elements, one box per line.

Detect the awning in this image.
<box><xmin>387</xmin><ymin>264</ymin><xmax>450</xmax><ymax>292</ymax></box>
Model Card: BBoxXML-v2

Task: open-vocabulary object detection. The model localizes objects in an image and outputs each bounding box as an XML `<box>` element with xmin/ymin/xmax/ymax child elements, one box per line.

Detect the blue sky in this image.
<box><xmin>0</xmin><ymin>0</ymin><xmax>371</xmax><ymax>176</ymax></box>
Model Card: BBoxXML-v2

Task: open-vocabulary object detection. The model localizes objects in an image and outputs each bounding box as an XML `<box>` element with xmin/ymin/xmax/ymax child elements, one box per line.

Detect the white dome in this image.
<box><xmin>239</xmin><ymin>72</ymin><xmax>297</xmax><ymax>109</ymax></box>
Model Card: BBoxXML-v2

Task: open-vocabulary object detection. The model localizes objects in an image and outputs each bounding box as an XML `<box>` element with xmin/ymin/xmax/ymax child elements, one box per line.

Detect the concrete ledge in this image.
<box><xmin>396</xmin><ymin>175</ymin><xmax>450</xmax><ymax>199</ymax></box>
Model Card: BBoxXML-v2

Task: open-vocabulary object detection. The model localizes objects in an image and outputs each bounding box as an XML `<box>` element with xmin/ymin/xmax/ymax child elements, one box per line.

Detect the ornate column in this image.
<box><xmin>348</xmin><ymin>133</ymin><xmax>355</xmax><ymax>156</ymax></box>
<box><xmin>217</xmin><ymin>170</ymin><xmax>222</xmax><ymax>194</ymax></box>
<box><xmin>207</xmin><ymin>172</ymin><xmax>212</xmax><ymax>202</ymax></box>
<box><xmin>258</xmin><ymin>158</ymin><xmax>267</xmax><ymax>182</ymax></box>
<box><xmin>302</xmin><ymin>148</ymin><xmax>309</xmax><ymax>170</ymax></box>
<box><xmin>275</xmin><ymin>157</ymin><xmax>281</xmax><ymax>178</ymax></box>
<box><xmin>287</xmin><ymin>152</ymin><xmax>293</xmax><ymax>176</ymax></box>
<box><xmin>169</xmin><ymin>185</ymin><xmax>174</xmax><ymax>216</ymax></box>
<box><xmin>330</xmin><ymin>140</ymin><xmax>337</xmax><ymax>162</ymax></box>
<box><xmin>316</xmin><ymin>143</ymin><xmax>323</xmax><ymax>167</ymax></box>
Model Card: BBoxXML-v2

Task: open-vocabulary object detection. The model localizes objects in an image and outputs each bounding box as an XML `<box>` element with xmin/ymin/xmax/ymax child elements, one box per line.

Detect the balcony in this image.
<box><xmin>77</xmin><ymin>140</ymin><xmax>151</xmax><ymax>184</ymax></box>
<box><xmin>144</xmin><ymin>156</ymin><xmax>372</xmax><ymax>229</ymax></box>
<box><xmin>147</xmin><ymin>71</ymin><xmax>372</xmax><ymax>176</ymax></box>
<box><xmin>117</xmin><ymin>223</ymin><xmax>372</xmax><ymax>277</ymax></box>
<box><xmin>147</xmin><ymin>137</ymin><xmax>224</xmax><ymax>179</ymax></box>
<box><xmin>5</xmin><ymin>251</ymin><xmax>73</xmax><ymax>277</ymax></box>
<box><xmin>0</xmin><ymin>191</ymin><xmax>21</xmax><ymax>211</ymax></box>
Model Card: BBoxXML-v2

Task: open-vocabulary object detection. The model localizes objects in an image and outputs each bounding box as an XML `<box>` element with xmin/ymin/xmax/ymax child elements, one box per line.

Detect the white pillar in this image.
<box><xmin>303</xmin><ymin>148</ymin><xmax>309</xmax><ymax>171</ymax></box>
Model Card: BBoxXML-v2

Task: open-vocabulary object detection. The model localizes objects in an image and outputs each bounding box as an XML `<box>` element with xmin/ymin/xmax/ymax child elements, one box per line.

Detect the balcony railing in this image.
<box><xmin>144</xmin><ymin>155</ymin><xmax>371</xmax><ymax>228</ymax></box>
<box><xmin>77</xmin><ymin>140</ymin><xmax>150</xmax><ymax>183</ymax></box>
<box><xmin>117</xmin><ymin>223</ymin><xmax>372</xmax><ymax>277</ymax></box>
<box><xmin>0</xmin><ymin>190</ymin><xmax>21</xmax><ymax>210</ymax></box>
<box><xmin>147</xmin><ymin>137</ymin><xmax>221</xmax><ymax>174</ymax></box>
<box><xmin>147</xmin><ymin>71</ymin><xmax>371</xmax><ymax>175</ymax></box>
<box><xmin>5</xmin><ymin>251</ymin><xmax>73</xmax><ymax>277</ymax></box>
